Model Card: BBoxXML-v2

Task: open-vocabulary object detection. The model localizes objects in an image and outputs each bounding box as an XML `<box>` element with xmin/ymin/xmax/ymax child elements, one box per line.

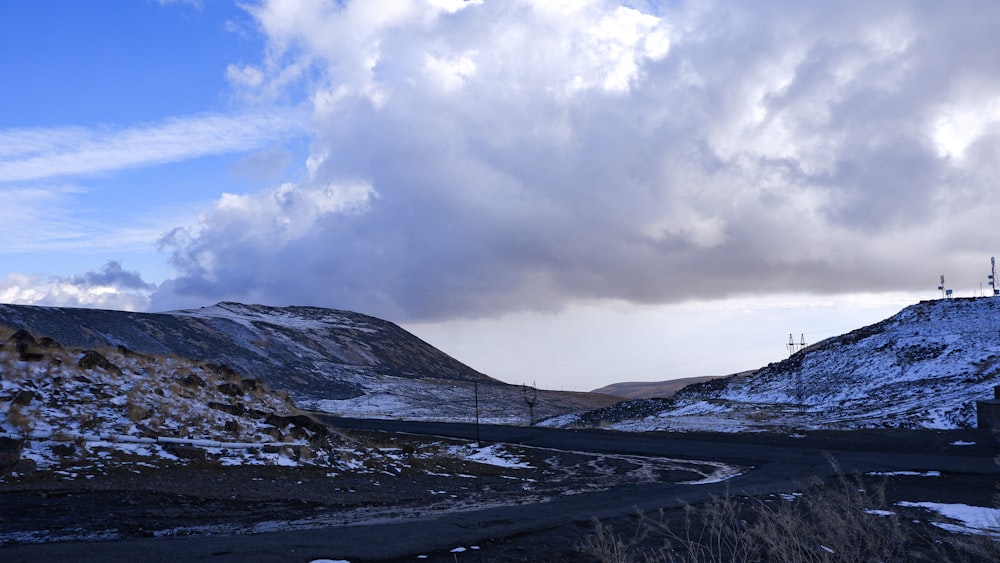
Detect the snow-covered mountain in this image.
<box><xmin>0</xmin><ymin>302</ymin><xmax>490</xmax><ymax>400</ymax></box>
<box><xmin>559</xmin><ymin>298</ymin><xmax>1000</xmax><ymax>432</ymax></box>
<box><xmin>0</xmin><ymin>302</ymin><xmax>615</xmax><ymax>422</ymax></box>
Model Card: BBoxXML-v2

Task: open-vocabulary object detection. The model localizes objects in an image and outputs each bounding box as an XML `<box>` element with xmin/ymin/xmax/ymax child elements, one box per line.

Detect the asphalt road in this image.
<box><xmin>2</xmin><ymin>420</ymin><xmax>997</xmax><ymax>562</ymax></box>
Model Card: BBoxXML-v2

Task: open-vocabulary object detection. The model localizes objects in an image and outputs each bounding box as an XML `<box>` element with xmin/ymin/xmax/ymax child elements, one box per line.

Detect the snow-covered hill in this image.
<box><xmin>0</xmin><ymin>333</ymin><xmax>362</xmax><ymax>473</ymax></box>
<box><xmin>0</xmin><ymin>301</ymin><xmax>492</xmax><ymax>403</ymax></box>
<box><xmin>558</xmin><ymin>298</ymin><xmax>1000</xmax><ymax>432</ymax></box>
<box><xmin>0</xmin><ymin>302</ymin><xmax>616</xmax><ymax>422</ymax></box>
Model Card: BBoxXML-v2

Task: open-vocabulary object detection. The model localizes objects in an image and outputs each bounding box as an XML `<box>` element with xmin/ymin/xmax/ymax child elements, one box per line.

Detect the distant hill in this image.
<box><xmin>0</xmin><ymin>302</ymin><xmax>617</xmax><ymax>422</ymax></box>
<box><xmin>592</xmin><ymin>375</ymin><xmax>730</xmax><ymax>399</ymax></box>
<box><xmin>557</xmin><ymin>298</ymin><xmax>1000</xmax><ymax>432</ymax></box>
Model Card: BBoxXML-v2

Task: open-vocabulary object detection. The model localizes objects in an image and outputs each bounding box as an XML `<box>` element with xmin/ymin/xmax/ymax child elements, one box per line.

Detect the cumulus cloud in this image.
<box><xmin>153</xmin><ymin>0</ymin><xmax>1000</xmax><ymax>320</ymax></box>
<box><xmin>1</xmin><ymin>261</ymin><xmax>156</xmax><ymax>312</ymax></box>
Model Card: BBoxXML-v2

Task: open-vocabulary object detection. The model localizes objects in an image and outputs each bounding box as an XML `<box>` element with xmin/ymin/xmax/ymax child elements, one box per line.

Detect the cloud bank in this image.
<box><xmin>1</xmin><ymin>261</ymin><xmax>155</xmax><ymax>312</ymax></box>
<box><xmin>153</xmin><ymin>0</ymin><xmax>1000</xmax><ymax>320</ymax></box>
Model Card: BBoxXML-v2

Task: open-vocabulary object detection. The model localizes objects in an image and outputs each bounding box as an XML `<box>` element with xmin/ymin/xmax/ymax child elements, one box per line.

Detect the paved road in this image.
<box><xmin>3</xmin><ymin>420</ymin><xmax>997</xmax><ymax>562</ymax></box>
<box><xmin>322</xmin><ymin>416</ymin><xmax>999</xmax><ymax>475</ymax></box>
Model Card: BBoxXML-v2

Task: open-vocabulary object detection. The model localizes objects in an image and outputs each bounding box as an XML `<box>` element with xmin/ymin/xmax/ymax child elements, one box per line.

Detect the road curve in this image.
<box><xmin>2</xmin><ymin>420</ymin><xmax>996</xmax><ymax>562</ymax></box>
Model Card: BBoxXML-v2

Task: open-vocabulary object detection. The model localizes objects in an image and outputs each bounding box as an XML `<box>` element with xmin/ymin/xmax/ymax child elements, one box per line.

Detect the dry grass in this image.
<box><xmin>580</xmin><ymin>457</ymin><xmax>999</xmax><ymax>563</ymax></box>
<box><xmin>2</xmin><ymin>402</ymin><xmax>33</xmax><ymax>434</ymax></box>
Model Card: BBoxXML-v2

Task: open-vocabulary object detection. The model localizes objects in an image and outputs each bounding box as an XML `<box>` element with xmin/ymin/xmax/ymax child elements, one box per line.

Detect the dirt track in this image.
<box><xmin>1</xmin><ymin>423</ymin><xmax>997</xmax><ymax>562</ymax></box>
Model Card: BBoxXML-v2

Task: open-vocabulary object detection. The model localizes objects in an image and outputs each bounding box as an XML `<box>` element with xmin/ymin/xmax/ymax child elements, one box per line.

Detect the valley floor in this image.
<box><xmin>0</xmin><ymin>425</ymin><xmax>998</xmax><ymax>562</ymax></box>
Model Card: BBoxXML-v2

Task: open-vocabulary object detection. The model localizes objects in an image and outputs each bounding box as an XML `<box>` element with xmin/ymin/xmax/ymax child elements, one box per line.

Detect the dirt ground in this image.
<box><xmin>1</xmin><ymin>427</ymin><xmax>998</xmax><ymax>562</ymax></box>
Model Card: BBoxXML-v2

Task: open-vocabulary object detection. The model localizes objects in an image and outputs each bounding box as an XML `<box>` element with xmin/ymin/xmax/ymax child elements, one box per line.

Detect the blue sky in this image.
<box><xmin>2</xmin><ymin>1</ymin><xmax>1000</xmax><ymax>391</ymax></box>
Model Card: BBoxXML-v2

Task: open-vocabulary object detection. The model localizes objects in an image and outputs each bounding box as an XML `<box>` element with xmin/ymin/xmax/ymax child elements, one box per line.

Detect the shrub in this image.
<box><xmin>578</xmin><ymin>455</ymin><xmax>998</xmax><ymax>562</ymax></box>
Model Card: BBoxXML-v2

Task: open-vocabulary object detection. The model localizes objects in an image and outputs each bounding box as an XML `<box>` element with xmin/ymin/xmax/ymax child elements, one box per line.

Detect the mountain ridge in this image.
<box><xmin>0</xmin><ymin>301</ymin><xmax>619</xmax><ymax>422</ymax></box>
<box><xmin>592</xmin><ymin>375</ymin><xmax>730</xmax><ymax>399</ymax></box>
<box><xmin>0</xmin><ymin>301</ymin><xmax>494</xmax><ymax>405</ymax></box>
<box><xmin>556</xmin><ymin>298</ymin><xmax>1000</xmax><ymax>431</ymax></box>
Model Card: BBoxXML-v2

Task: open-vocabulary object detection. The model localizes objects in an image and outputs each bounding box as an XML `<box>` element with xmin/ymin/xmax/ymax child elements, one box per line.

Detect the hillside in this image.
<box><xmin>592</xmin><ymin>375</ymin><xmax>729</xmax><ymax>399</ymax></box>
<box><xmin>0</xmin><ymin>331</ymin><xmax>370</xmax><ymax>474</ymax></box>
<box><xmin>556</xmin><ymin>298</ymin><xmax>1000</xmax><ymax>432</ymax></box>
<box><xmin>0</xmin><ymin>302</ymin><xmax>616</xmax><ymax>423</ymax></box>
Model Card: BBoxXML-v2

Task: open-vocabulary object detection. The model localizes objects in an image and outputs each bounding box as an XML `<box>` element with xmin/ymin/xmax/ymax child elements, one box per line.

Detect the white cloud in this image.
<box><xmin>0</xmin><ymin>262</ymin><xmax>155</xmax><ymax>312</ymax></box>
<box><xmin>0</xmin><ymin>184</ymin><xmax>198</xmax><ymax>255</ymax></box>
<box><xmin>152</xmin><ymin>0</ymin><xmax>1000</xmax><ymax>322</ymax></box>
<box><xmin>0</xmin><ymin>112</ymin><xmax>303</xmax><ymax>183</ymax></box>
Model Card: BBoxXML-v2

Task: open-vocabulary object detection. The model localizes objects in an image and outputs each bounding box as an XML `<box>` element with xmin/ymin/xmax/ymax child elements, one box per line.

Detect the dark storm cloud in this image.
<box><xmin>151</xmin><ymin>0</ymin><xmax>1000</xmax><ymax>319</ymax></box>
<box><xmin>70</xmin><ymin>261</ymin><xmax>156</xmax><ymax>291</ymax></box>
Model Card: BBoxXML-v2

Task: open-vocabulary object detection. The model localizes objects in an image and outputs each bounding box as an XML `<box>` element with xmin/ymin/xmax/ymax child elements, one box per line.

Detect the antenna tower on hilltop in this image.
<box><xmin>990</xmin><ymin>257</ymin><xmax>998</xmax><ymax>297</ymax></box>
<box><xmin>938</xmin><ymin>275</ymin><xmax>953</xmax><ymax>299</ymax></box>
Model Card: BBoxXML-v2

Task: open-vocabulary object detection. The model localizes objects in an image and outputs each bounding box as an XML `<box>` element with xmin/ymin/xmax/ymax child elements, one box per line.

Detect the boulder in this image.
<box><xmin>208</xmin><ymin>401</ymin><xmax>246</xmax><ymax>416</ymax></box>
<box><xmin>11</xmin><ymin>390</ymin><xmax>36</xmax><ymax>406</ymax></box>
<box><xmin>0</xmin><ymin>437</ymin><xmax>24</xmax><ymax>475</ymax></box>
<box><xmin>77</xmin><ymin>350</ymin><xmax>123</xmax><ymax>376</ymax></box>
<box><xmin>216</xmin><ymin>382</ymin><xmax>243</xmax><ymax>397</ymax></box>
<box><xmin>51</xmin><ymin>443</ymin><xmax>77</xmax><ymax>457</ymax></box>
<box><xmin>178</xmin><ymin>372</ymin><xmax>206</xmax><ymax>388</ymax></box>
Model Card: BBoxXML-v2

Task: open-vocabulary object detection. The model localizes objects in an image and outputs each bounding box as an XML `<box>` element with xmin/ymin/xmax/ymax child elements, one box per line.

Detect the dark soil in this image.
<box><xmin>0</xmin><ymin>426</ymin><xmax>997</xmax><ymax>562</ymax></box>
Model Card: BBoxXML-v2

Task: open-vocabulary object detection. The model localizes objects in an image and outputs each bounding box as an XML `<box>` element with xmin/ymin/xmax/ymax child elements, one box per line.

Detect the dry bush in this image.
<box><xmin>579</xmin><ymin>456</ymin><xmax>990</xmax><ymax>563</ymax></box>
<box><xmin>2</xmin><ymin>402</ymin><xmax>34</xmax><ymax>434</ymax></box>
<box><xmin>125</xmin><ymin>401</ymin><xmax>150</xmax><ymax>422</ymax></box>
<box><xmin>0</xmin><ymin>351</ymin><xmax>25</xmax><ymax>383</ymax></box>
<box><xmin>578</xmin><ymin>518</ymin><xmax>650</xmax><ymax>563</ymax></box>
<box><xmin>747</xmin><ymin>468</ymin><xmax>906</xmax><ymax>562</ymax></box>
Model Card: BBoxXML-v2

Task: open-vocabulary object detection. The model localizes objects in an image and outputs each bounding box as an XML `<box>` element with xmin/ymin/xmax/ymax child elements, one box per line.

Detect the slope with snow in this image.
<box><xmin>564</xmin><ymin>298</ymin><xmax>1000</xmax><ymax>431</ymax></box>
<box><xmin>0</xmin><ymin>302</ymin><xmax>618</xmax><ymax>423</ymax></box>
<box><xmin>0</xmin><ymin>302</ymin><xmax>493</xmax><ymax>407</ymax></box>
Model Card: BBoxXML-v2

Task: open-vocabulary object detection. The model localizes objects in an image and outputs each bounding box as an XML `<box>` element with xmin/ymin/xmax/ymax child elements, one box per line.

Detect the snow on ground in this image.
<box><xmin>552</xmin><ymin>298</ymin><xmax>1000</xmax><ymax>433</ymax></box>
<box><xmin>897</xmin><ymin>502</ymin><xmax>1000</xmax><ymax>536</ymax></box>
<box><xmin>308</xmin><ymin>374</ymin><xmax>543</xmax><ymax>425</ymax></box>
<box><xmin>867</xmin><ymin>470</ymin><xmax>941</xmax><ymax>477</ymax></box>
<box><xmin>447</xmin><ymin>443</ymin><xmax>536</xmax><ymax>469</ymax></box>
<box><xmin>0</xmin><ymin>336</ymin><xmax>394</xmax><ymax>475</ymax></box>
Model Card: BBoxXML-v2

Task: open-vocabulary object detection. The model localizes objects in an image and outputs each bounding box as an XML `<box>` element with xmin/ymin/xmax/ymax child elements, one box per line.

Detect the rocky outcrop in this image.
<box><xmin>77</xmin><ymin>350</ymin><xmax>123</xmax><ymax>376</ymax></box>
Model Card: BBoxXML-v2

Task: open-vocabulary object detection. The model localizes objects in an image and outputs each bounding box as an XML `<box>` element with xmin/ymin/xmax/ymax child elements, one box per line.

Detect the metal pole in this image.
<box><xmin>474</xmin><ymin>381</ymin><xmax>481</xmax><ymax>447</ymax></box>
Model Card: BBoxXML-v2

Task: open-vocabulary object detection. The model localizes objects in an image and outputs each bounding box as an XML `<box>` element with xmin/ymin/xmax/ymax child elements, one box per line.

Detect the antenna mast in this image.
<box><xmin>991</xmin><ymin>257</ymin><xmax>998</xmax><ymax>297</ymax></box>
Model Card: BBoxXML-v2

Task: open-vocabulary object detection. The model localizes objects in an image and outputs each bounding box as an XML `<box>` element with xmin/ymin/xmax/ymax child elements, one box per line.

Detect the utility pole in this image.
<box><xmin>522</xmin><ymin>382</ymin><xmax>538</xmax><ymax>426</ymax></box>
<box><xmin>473</xmin><ymin>381</ymin><xmax>481</xmax><ymax>447</ymax></box>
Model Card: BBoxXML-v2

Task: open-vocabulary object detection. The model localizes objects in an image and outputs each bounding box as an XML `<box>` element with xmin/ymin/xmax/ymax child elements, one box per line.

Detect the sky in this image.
<box><xmin>2</xmin><ymin>0</ymin><xmax>1000</xmax><ymax>391</ymax></box>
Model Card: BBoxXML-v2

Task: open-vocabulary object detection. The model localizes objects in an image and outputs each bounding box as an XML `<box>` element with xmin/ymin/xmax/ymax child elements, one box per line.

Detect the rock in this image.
<box><xmin>11</xmin><ymin>390</ymin><xmax>36</xmax><ymax>406</ymax></box>
<box><xmin>51</xmin><ymin>443</ymin><xmax>76</xmax><ymax>456</ymax></box>
<box><xmin>178</xmin><ymin>372</ymin><xmax>206</xmax><ymax>388</ymax></box>
<box><xmin>0</xmin><ymin>437</ymin><xmax>24</xmax><ymax>475</ymax></box>
<box><xmin>216</xmin><ymin>382</ymin><xmax>242</xmax><ymax>397</ymax></box>
<box><xmin>164</xmin><ymin>444</ymin><xmax>206</xmax><ymax>461</ymax></box>
<box><xmin>264</xmin><ymin>414</ymin><xmax>329</xmax><ymax>436</ymax></box>
<box><xmin>9</xmin><ymin>329</ymin><xmax>45</xmax><ymax>360</ymax></box>
<box><xmin>8</xmin><ymin>329</ymin><xmax>36</xmax><ymax>345</ymax></box>
<box><xmin>241</xmin><ymin>378</ymin><xmax>260</xmax><ymax>392</ymax></box>
<box><xmin>77</xmin><ymin>350</ymin><xmax>123</xmax><ymax>376</ymax></box>
<box><xmin>208</xmin><ymin>401</ymin><xmax>246</xmax><ymax>416</ymax></box>
<box><xmin>205</xmin><ymin>363</ymin><xmax>240</xmax><ymax>381</ymax></box>
<box><xmin>11</xmin><ymin>458</ymin><xmax>37</xmax><ymax>475</ymax></box>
